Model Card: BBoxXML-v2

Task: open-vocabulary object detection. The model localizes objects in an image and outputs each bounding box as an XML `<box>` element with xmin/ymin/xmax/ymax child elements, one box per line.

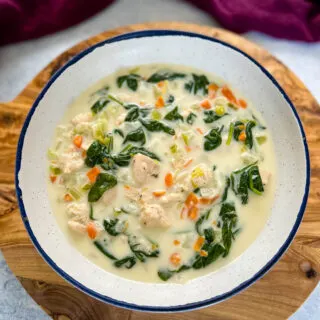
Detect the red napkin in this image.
<box><xmin>187</xmin><ymin>0</ymin><xmax>320</xmax><ymax>42</ymax></box>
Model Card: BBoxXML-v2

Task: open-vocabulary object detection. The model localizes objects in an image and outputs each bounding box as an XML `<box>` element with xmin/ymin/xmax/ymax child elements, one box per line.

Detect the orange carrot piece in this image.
<box><xmin>87</xmin><ymin>167</ymin><xmax>100</xmax><ymax>183</ymax></box>
<box><xmin>193</xmin><ymin>236</ymin><xmax>205</xmax><ymax>251</ymax></box>
<box><xmin>222</xmin><ymin>86</ymin><xmax>237</xmax><ymax>104</ymax></box>
<box><xmin>173</xmin><ymin>240</ymin><xmax>181</xmax><ymax>246</ymax></box>
<box><xmin>196</xmin><ymin>128</ymin><xmax>203</xmax><ymax>135</ymax></box>
<box><xmin>73</xmin><ymin>135</ymin><xmax>83</xmax><ymax>148</ymax></box>
<box><xmin>185</xmin><ymin>146</ymin><xmax>192</xmax><ymax>153</ymax></box>
<box><xmin>200</xmin><ymin>250</ymin><xmax>208</xmax><ymax>257</ymax></box>
<box><xmin>157</xmin><ymin>81</ymin><xmax>165</xmax><ymax>88</ymax></box>
<box><xmin>50</xmin><ymin>175</ymin><xmax>57</xmax><ymax>183</ymax></box>
<box><xmin>180</xmin><ymin>206</ymin><xmax>187</xmax><ymax>219</ymax></box>
<box><xmin>124</xmin><ymin>185</ymin><xmax>130</xmax><ymax>190</ymax></box>
<box><xmin>188</xmin><ymin>206</ymin><xmax>199</xmax><ymax>221</ymax></box>
<box><xmin>199</xmin><ymin>195</ymin><xmax>220</xmax><ymax>205</ymax></box>
<box><xmin>87</xmin><ymin>222</ymin><xmax>97</xmax><ymax>240</ymax></box>
<box><xmin>239</xmin><ymin>131</ymin><xmax>246</xmax><ymax>141</ymax></box>
<box><xmin>185</xmin><ymin>193</ymin><xmax>199</xmax><ymax>208</ymax></box>
<box><xmin>200</xmin><ymin>99</ymin><xmax>211</xmax><ymax>110</ymax></box>
<box><xmin>64</xmin><ymin>193</ymin><xmax>73</xmax><ymax>202</ymax></box>
<box><xmin>169</xmin><ymin>253</ymin><xmax>181</xmax><ymax>267</ymax></box>
<box><xmin>208</xmin><ymin>83</ymin><xmax>219</xmax><ymax>99</ymax></box>
<box><xmin>82</xmin><ymin>150</ymin><xmax>87</xmax><ymax>158</ymax></box>
<box><xmin>153</xmin><ymin>190</ymin><xmax>166</xmax><ymax>197</ymax></box>
<box><xmin>155</xmin><ymin>96</ymin><xmax>165</xmax><ymax>108</ymax></box>
<box><xmin>183</xmin><ymin>159</ymin><xmax>193</xmax><ymax>168</ymax></box>
<box><xmin>165</xmin><ymin>173</ymin><xmax>174</xmax><ymax>188</ymax></box>
<box><xmin>238</xmin><ymin>99</ymin><xmax>247</xmax><ymax>109</ymax></box>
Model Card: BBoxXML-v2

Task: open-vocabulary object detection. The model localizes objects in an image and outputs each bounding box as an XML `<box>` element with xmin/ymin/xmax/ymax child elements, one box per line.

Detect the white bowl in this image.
<box><xmin>15</xmin><ymin>30</ymin><xmax>310</xmax><ymax>312</ymax></box>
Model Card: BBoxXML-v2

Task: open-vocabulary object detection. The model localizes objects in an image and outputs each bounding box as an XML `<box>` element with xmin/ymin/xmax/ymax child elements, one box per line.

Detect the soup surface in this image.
<box><xmin>47</xmin><ymin>64</ymin><xmax>276</xmax><ymax>283</ymax></box>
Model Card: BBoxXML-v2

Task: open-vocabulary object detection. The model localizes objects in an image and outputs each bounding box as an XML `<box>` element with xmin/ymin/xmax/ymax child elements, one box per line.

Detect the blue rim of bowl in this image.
<box><xmin>15</xmin><ymin>30</ymin><xmax>310</xmax><ymax>312</ymax></box>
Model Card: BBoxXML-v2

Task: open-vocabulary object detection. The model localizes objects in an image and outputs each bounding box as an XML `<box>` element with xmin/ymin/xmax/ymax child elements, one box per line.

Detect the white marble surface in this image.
<box><xmin>0</xmin><ymin>0</ymin><xmax>319</xmax><ymax>318</ymax></box>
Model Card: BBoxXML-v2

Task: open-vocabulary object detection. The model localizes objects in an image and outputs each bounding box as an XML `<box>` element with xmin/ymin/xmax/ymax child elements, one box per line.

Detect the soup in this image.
<box><xmin>47</xmin><ymin>64</ymin><xmax>276</xmax><ymax>283</ymax></box>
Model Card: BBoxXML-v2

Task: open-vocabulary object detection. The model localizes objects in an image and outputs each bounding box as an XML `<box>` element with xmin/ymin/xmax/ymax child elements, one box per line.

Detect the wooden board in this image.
<box><xmin>0</xmin><ymin>22</ymin><xmax>319</xmax><ymax>320</ymax></box>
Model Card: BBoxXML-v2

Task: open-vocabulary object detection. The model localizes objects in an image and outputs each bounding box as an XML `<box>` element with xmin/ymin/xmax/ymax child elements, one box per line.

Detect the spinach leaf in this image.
<box><xmin>91</xmin><ymin>98</ymin><xmax>109</xmax><ymax>114</ymax></box>
<box><xmin>147</xmin><ymin>71</ymin><xmax>186</xmax><ymax>83</ymax></box>
<box><xmin>113</xmin><ymin>128</ymin><xmax>124</xmax><ymax>138</ymax></box>
<box><xmin>195</xmin><ymin>215</ymin><xmax>206</xmax><ymax>235</ymax></box>
<box><xmin>252</xmin><ymin>114</ymin><xmax>267</xmax><ymax>130</ymax></box>
<box><xmin>222</xmin><ymin>177</ymin><xmax>230</xmax><ymax>202</ymax></box>
<box><xmin>117</xmin><ymin>74</ymin><xmax>141</xmax><ymax>91</ymax></box>
<box><xmin>186</xmin><ymin>112</ymin><xmax>197</xmax><ymax>125</ymax></box>
<box><xmin>125</xmin><ymin>106</ymin><xmax>150</xmax><ymax>122</ymax></box>
<box><xmin>128</xmin><ymin>236</ymin><xmax>159</xmax><ymax>262</ymax></box>
<box><xmin>204</xmin><ymin>227</ymin><xmax>215</xmax><ymax>243</ymax></box>
<box><xmin>245</xmin><ymin>120</ymin><xmax>256</xmax><ymax>149</ymax></box>
<box><xmin>222</xmin><ymin>221</ymin><xmax>233</xmax><ymax>257</ymax></box>
<box><xmin>164</xmin><ymin>106</ymin><xmax>184</xmax><ymax>122</ymax></box>
<box><xmin>248</xmin><ymin>165</ymin><xmax>264</xmax><ymax>195</ymax></box>
<box><xmin>185</xmin><ymin>74</ymin><xmax>209</xmax><ymax>95</ymax></box>
<box><xmin>192</xmin><ymin>243</ymin><xmax>224</xmax><ymax>269</ymax></box>
<box><xmin>89</xmin><ymin>203</ymin><xmax>95</xmax><ymax>220</ymax></box>
<box><xmin>105</xmin><ymin>134</ymin><xmax>113</xmax><ymax>153</ymax></box>
<box><xmin>85</xmin><ymin>141</ymin><xmax>109</xmax><ymax>167</ymax></box>
<box><xmin>139</xmin><ymin>119</ymin><xmax>175</xmax><ymax>135</ymax></box>
<box><xmin>114</xmin><ymin>256</ymin><xmax>136</xmax><ymax>269</ymax></box>
<box><xmin>88</xmin><ymin>173</ymin><xmax>117</xmax><ymax>202</ymax></box>
<box><xmin>158</xmin><ymin>269</ymin><xmax>174</xmax><ymax>281</ymax></box>
<box><xmin>203</xmin><ymin>110</ymin><xmax>228</xmax><ymax>123</ymax></box>
<box><xmin>92</xmin><ymin>86</ymin><xmax>109</xmax><ymax>96</ymax></box>
<box><xmin>103</xmin><ymin>218</ymin><xmax>125</xmax><ymax>236</ymax></box>
<box><xmin>123</xmin><ymin>127</ymin><xmax>146</xmax><ymax>145</ymax></box>
<box><xmin>204</xmin><ymin>126</ymin><xmax>223</xmax><ymax>151</ymax></box>
<box><xmin>233</xmin><ymin>121</ymin><xmax>245</xmax><ymax>141</ymax></box>
<box><xmin>93</xmin><ymin>241</ymin><xmax>117</xmax><ymax>260</ymax></box>
<box><xmin>167</xmin><ymin>95</ymin><xmax>175</xmax><ymax>103</ymax></box>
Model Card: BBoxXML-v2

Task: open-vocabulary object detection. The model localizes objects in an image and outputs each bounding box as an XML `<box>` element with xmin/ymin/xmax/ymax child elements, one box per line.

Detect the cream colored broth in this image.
<box><xmin>47</xmin><ymin>64</ymin><xmax>276</xmax><ymax>283</ymax></box>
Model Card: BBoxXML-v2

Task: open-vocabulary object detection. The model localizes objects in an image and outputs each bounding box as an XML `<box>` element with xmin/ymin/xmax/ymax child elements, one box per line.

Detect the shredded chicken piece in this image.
<box><xmin>132</xmin><ymin>154</ymin><xmax>160</xmax><ymax>185</ymax></box>
<box><xmin>140</xmin><ymin>204</ymin><xmax>171</xmax><ymax>228</ymax></box>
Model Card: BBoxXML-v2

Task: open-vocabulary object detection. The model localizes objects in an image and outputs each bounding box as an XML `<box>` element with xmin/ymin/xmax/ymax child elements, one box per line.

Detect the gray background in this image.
<box><xmin>1</xmin><ymin>0</ymin><xmax>319</xmax><ymax>319</ymax></box>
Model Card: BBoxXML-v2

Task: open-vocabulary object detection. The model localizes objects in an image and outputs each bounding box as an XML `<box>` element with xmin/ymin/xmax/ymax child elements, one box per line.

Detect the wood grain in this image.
<box><xmin>0</xmin><ymin>22</ymin><xmax>319</xmax><ymax>319</ymax></box>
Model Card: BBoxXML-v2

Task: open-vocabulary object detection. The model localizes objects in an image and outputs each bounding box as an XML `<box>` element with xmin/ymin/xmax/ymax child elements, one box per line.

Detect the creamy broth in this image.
<box><xmin>47</xmin><ymin>64</ymin><xmax>276</xmax><ymax>283</ymax></box>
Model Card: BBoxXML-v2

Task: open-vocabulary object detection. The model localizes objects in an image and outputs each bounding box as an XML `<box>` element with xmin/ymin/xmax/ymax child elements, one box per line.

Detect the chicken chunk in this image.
<box><xmin>190</xmin><ymin>163</ymin><xmax>213</xmax><ymax>188</ymax></box>
<box><xmin>68</xmin><ymin>220</ymin><xmax>87</xmax><ymax>234</ymax></box>
<box><xmin>58</xmin><ymin>148</ymin><xmax>84</xmax><ymax>174</ymax></box>
<box><xmin>66</xmin><ymin>202</ymin><xmax>89</xmax><ymax>218</ymax></box>
<box><xmin>240</xmin><ymin>151</ymin><xmax>261</xmax><ymax>165</ymax></box>
<box><xmin>140</xmin><ymin>204</ymin><xmax>170</xmax><ymax>228</ymax></box>
<box><xmin>102</xmin><ymin>187</ymin><xmax>117</xmax><ymax>205</ymax></box>
<box><xmin>71</xmin><ymin>112</ymin><xmax>93</xmax><ymax>126</ymax></box>
<box><xmin>131</xmin><ymin>154</ymin><xmax>160</xmax><ymax>185</ymax></box>
<box><xmin>158</xmin><ymin>192</ymin><xmax>185</xmax><ymax>206</ymax></box>
<box><xmin>260</xmin><ymin>170</ymin><xmax>271</xmax><ymax>186</ymax></box>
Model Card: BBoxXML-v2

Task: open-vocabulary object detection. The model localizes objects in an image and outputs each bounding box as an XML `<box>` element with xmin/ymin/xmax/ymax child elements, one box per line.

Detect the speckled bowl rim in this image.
<box><xmin>15</xmin><ymin>30</ymin><xmax>310</xmax><ymax>312</ymax></box>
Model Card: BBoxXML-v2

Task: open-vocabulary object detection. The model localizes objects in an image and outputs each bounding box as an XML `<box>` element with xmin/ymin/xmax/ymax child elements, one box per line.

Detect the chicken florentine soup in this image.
<box><xmin>47</xmin><ymin>64</ymin><xmax>275</xmax><ymax>283</ymax></box>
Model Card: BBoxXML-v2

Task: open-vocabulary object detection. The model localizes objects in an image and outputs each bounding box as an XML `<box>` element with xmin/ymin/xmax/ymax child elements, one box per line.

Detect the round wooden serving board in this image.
<box><xmin>0</xmin><ymin>22</ymin><xmax>319</xmax><ymax>320</ymax></box>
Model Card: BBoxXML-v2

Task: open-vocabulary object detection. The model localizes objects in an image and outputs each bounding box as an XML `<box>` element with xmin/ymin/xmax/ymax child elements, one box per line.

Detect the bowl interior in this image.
<box><xmin>16</xmin><ymin>31</ymin><xmax>308</xmax><ymax>311</ymax></box>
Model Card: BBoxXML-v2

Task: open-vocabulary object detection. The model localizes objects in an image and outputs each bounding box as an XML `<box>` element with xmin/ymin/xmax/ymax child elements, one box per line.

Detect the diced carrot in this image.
<box><xmin>50</xmin><ymin>175</ymin><xmax>57</xmax><ymax>183</ymax></box>
<box><xmin>200</xmin><ymin>250</ymin><xmax>208</xmax><ymax>257</ymax></box>
<box><xmin>64</xmin><ymin>193</ymin><xmax>73</xmax><ymax>202</ymax></box>
<box><xmin>212</xmin><ymin>220</ymin><xmax>217</xmax><ymax>226</ymax></box>
<box><xmin>173</xmin><ymin>240</ymin><xmax>181</xmax><ymax>246</ymax></box>
<box><xmin>199</xmin><ymin>195</ymin><xmax>220</xmax><ymax>205</ymax></box>
<box><xmin>196</xmin><ymin>128</ymin><xmax>203</xmax><ymax>135</ymax></box>
<box><xmin>153</xmin><ymin>190</ymin><xmax>166</xmax><ymax>197</ymax></box>
<box><xmin>140</xmin><ymin>101</ymin><xmax>146</xmax><ymax>106</ymax></box>
<box><xmin>222</xmin><ymin>86</ymin><xmax>237</xmax><ymax>104</ymax></box>
<box><xmin>238</xmin><ymin>125</ymin><xmax>245</xmax><ymax>130</ymax></box>
<box><xmin>180</xmin><ymin>206</ymin><xmax>187</xmax><ymax>219</ymax></box>
<box><xmin>124</xmin><ymin>185</ymin><xmax>130</xmax><ymax>190</ymax></box>
<box><xmin>185</xmin><ymin>146</ymin><xmax>192</xmax><ymax>153</ymax></box>
<box><xmin>185</xmin><ymin>193</ymin><xmax>199</xmax><ymax>208</ymax></box>
<box><xmin>183</xmin><ymin>159</ymin><xmax>193</xmax><ymax>168</ymax></box>
<box><xmin>165</xmin><ymin>172</ymin><xmax>174</xmax><ymax>188</ymax></box>
<box><xmin>87</xmin><ymin>222</ymin><xmax>97</xmax><ymax>240</ymax></box>
<box><xmin>193</xmin><ymin>236</ymin><xmax>205</xmax><ymax>251</ymax></box>
<box><xmin>238</xmin><ymin>99</ymin><xmax>247</xmax><ymax>109</ymax></box>
<box><xmin>155</xmin><ymin>96</ymin><xmax>165</xmax><ymax>108</ymax></box>
<box><xmin>188</xmin><ymin>206</ymin><xmax>199</xmax><ymax>221</ymax></box>
<box><xmin>239</xmin><ymin>131</ymin><xmax>246</xmax><ymax>141</ymax></box>
<box><xmin>208</xmin><ymin>83</ymin><xmax>219</xmax><ymax>99</ymax></box>
<box><xmin>169</xmin><ymin>253</ymin><xmax>181</xmax><ymax>267</ymax></box>
<box><xmin>200</xmin><ymin>99</ymin><xmax>211</xmax><ymax>110</ymax></box>
<box><xmin>73</xmin><ymin>135</ymin><xmax>83</xmax><ymax>148</ymax></box>
<box><xmin>87</xmin><ymin>167</ymin><xmax>100</xmax><ymax>183</ymax></box>
<box><xmin>157</xmin><ymin>81</ymin><xmax>165</xmax><ymax>88</ymax></box>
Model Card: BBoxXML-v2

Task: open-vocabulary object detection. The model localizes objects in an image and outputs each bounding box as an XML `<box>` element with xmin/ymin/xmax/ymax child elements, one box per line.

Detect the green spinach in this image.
<box><xmin>139</xmin><ymin>118</ymin><xmax>175</xmax><ymax>135</ymax></box>
<box><xmin>245</xmin><ymin>120</ymin><xmax>256</xmax><ymax>149</ymax></box>
<box><xmin>125</xmin><ymin>106</ymin><xmax>150</xmax><ymax>122</ymax></box>
<box><xmin>204</xmin><ymin>126</ymin><xmax>223</xmax><ymax>151</ymax></box>
<box><xmin>117</xmin><ymin>74</ymin><xmax>141</xmax><ymax>91</ymax></box>
<box><xmin>185</xmin><ymin>74</ymin><xmax>209</xmax><ymax>95</ymax></box>
<box><xmin>91</xmin><ymin>98</ymin><xmax>109</xmax><ymax>114</ymax></box>
<box><xmin>203</xmin><ymin>110</ymin><xmax>228</xmax><ymax>123</ymax></box>
<box><xmin>93</xmin><ymin>241</ymin><xmax>117</xmax><ymax>260</ymax></box>
<box><xmin>123</xmin><ymin>127</ymin><xmax>146</xmax><ymax>145</ymax></box>
<box><xmin>114</xmin><ymin>256</ymin><xmax>136</xmax><ymax>269</ymax></box>
<box><xmin>103</xmin><ymin>218</ymin><xmax>125</xmax><ymax>236</ymax></box>
<box><xmin>164</xmin><ymin>106</ymin><xmax>184</xmax><ymax>122</ymax></box>
<box><xmin>186</xmin><ymin>112</ymin><xmax>197</xmax><ymax>125</ymax></box>
<box><xmin>88</xmin><ymin>173</ymin><xmax>117</xmax><ymax>202</ymax></box>
<box><xmin>147</xmin><ymin>71</ymin><xmax>185</xmax><ymax>83</ymax></box>
<box><xmin>113</xmin><ymin>128</ymin><xmax>124</xmax><ymax>138</ymax></box>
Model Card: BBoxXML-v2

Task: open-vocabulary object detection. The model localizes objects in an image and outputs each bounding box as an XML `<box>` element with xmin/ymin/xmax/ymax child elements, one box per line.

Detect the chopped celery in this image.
<box><xmin>227</xmin><ymin>102</ymin><xmax>238</xmax><ymax>110</ymax></box>
<box><xmin>256</xmin><ymin>136</ymin><xmax>267</xmax><ymax>145</ymax></box>
<box><xmin>82</xmin><ymin>183</ymin><xmax>92</xmax><ymax>191</ymax></box>
<box><xmin>68</xmin><ymin>188</ymin><xmax>82</xmax><ymax>200</ymax></box>
<box><xmin>93</xmin><ymin>119</ymin><xmax>108</xmax><ymax>142</ymax></box>
<box><xmin>107</xmin><ymin>94</ymin><xmax>124</xmax><ymax>106</ymax></box>
<box><xmin>113</xmin><ymin>208</ymin><xmax>123</xmax><ymax>217</ymax></box>
<box><xmin>170</xmin><ymin>144</ymin><xmax>178</xmax><ymax>154</ymax></box>
<box><xmin>182</xmin><ymin>133</ymin><xmax>189</xmax><ymax>146</ymax></box>
<box><xmin>226</xmin><ymin>123</ymin><xmax>234</xmax><ymax>145</ymax></box>
<box><xmin>47</xmin><ymin>149</ymin><xmax>58</xmax><ymax>160</ymax></box>
<box><xmin>50</xmin><ymin>166</ymin><xmax>61</xmax><ymax>175</ymax></box>
<box><xmin>151</xmin><ymin>109</ymin><xmax>162</xmax><ymax>120</ymax></box>
<box><xmin>215</xmin><ymin>105</ymin><xmax>225</xmax><ymax>116</ymax></box>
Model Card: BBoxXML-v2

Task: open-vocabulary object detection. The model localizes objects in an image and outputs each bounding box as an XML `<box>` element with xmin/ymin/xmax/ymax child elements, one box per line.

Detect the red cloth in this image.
<box><xmin>187</xmin><ymin>0</ymin><xmax>320</xmax><ymax>42</ymax></box>
<box><xmin>0</xmin><ymin>0</ymin><xmax>319</xmax><ymax>45</ymax></box>
<box><xmin>0</xmin><ymin>0</ymin><xmax>113</xmax><ymax>45</ymax></box>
